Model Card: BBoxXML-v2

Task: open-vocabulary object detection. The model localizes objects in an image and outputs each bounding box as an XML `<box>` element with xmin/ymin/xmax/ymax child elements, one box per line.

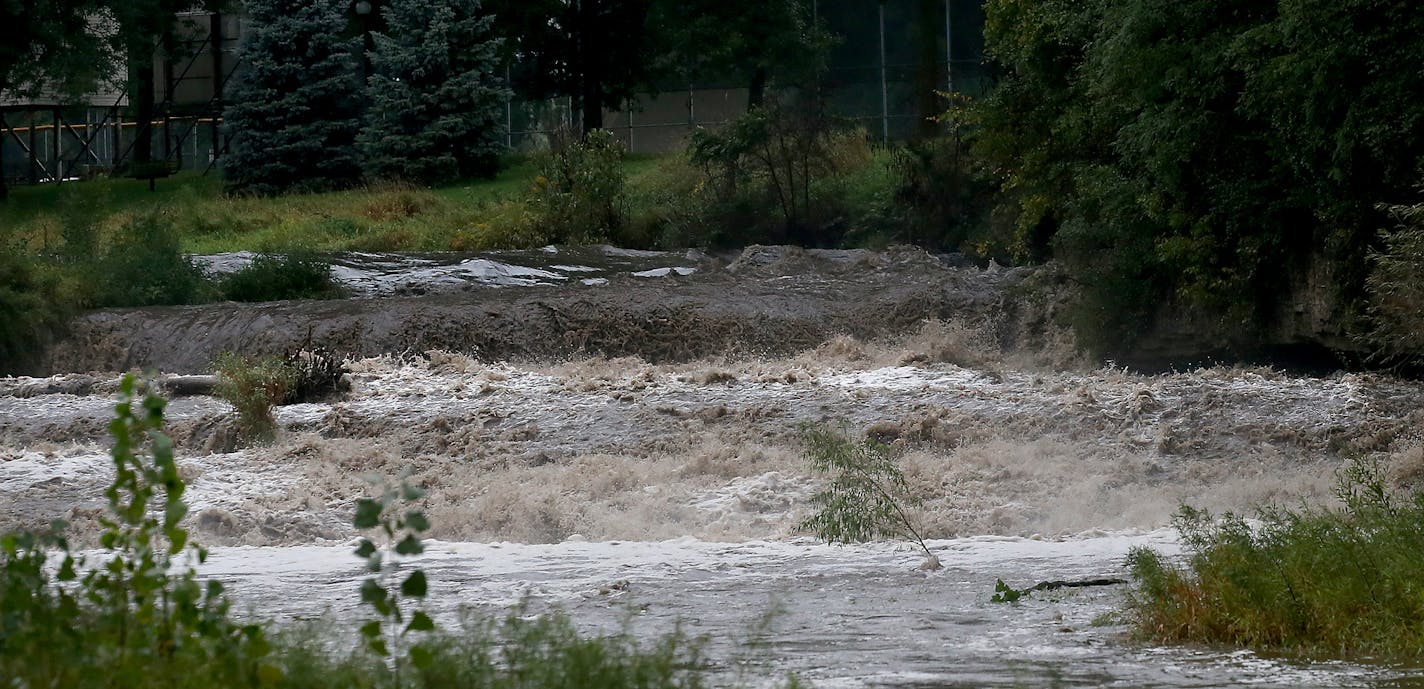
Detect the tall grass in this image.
<box><xmin>1126</xmin><ymin>458</ymin><xmax>1424</xmax><ymax>659</ymax></box>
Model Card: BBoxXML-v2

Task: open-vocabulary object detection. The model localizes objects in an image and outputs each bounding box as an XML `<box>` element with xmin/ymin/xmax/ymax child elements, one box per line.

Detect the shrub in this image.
<box><xmin>218</xmin><ymin>252</ymin><xmax>346</xmax><ymax>302</ymax></box>
<box><xmin>797</xmin><ymin>424</ymin><xmax>940</xmax><ymax>569</ymax></box>
<box><xmin>626</xmin><ymin>153</ymin><xmax>712</xmax><ymax>249</ymax></box>
<box><xmin>1125</xmin><ymin>458</ymin><xmax>1424</xmax><ymax>659</ymax></box>
<box><xmin>0</xmin><ymin>250</ymin><xmax>73</xmax><ymax>372</ymax></box>
<box><xmin>884</xmin><ymin>133</ymin><xmax>993</xmax><ymax>253</ymax></box>
<box><xmin>87</xmin><ymin>210</ymin><xmax>211</xmax><ymax>308</ymax></box>
<box><xmin>213</xmin><ymin>353</ymin><xmax>299</xmax><ymax>444</ymax></box>
<box><xmin>527</xmin><ymin>130</ymin><xmax>628</xmax><ymax>244</ymax></box>
<box><xmin>1366</xmin><ymin>196</ymin><xmax>1424</xmax><ymax>363</ymax></box>
<box><xmin>688</xmin><ymin>93</ymin><xmax>869</xmax><ymax>246</ymax></box>
<box><xmin>0</xmin><ymin>375</ymin><xmax>273</xmax><ymax>689</ymax></box>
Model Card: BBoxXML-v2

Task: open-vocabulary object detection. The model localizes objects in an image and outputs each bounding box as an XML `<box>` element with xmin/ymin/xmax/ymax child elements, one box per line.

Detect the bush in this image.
<box><xmin>1366</xmin><ymin>196</ymin><xmax>1424</xmax><ymax>362</ymax></box>
<box><xmin>884</xmin><ymin>133</ymin><xmax>993</xmax><ymax>253</ymax></box>
<box><xmin>797</xmin><ymin>424</ymin><xmax>939</xmax><ymax>569</ymax></box>
<box><xmin>218</xmin><ymin>252</ymin><xmax>346</xmax><ymax>303</ymax></box>
<box><xmin>213</xmin><ymin>353</ymin><xmax>299</xmax><ymax>444</ymax></box>
<box><xmin>0</xmin><ymin>251</ymin><xmax>73</xmax><ymax>372</ymax></box>
<box><xmin>87</xmin><ymin>210</ymin><xmax>211</xmax><ymax>308</ymax></box>
<box><xmin>0</xmin><ymin>375</ymin><xmax>272</xmax><ymax>689</ymax></box>
<box><xmin>688</xmin><ymin>93</ymin><xmax>871</xmax><ymax>246</ymax></box>
<box><xmin>527</xmin><ymin>130</ymin><xmax>628</xmax><ymax>244</ymax></box>
<box><xmin>1125</xmin><ymin>458</ymin><xmax>1424</xmax><ymax>659</ymax></box>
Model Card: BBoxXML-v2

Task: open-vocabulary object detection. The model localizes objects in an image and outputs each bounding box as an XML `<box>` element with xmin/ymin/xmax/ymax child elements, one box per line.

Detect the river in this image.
<box><xmin>4</xmin><ymin>247</ymin><xmax>1424</xmax><ymax>687</ymax></box>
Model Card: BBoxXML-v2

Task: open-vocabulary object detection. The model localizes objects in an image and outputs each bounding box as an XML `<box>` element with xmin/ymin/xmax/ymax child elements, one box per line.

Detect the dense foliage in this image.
<box><xmin>1366</xmin><ymin>198</ymin><xmax>1424</xmax><ymax>362</ymax></box>
<box><xmin>526</xmin><ymin>130</ymin><xmax>628</xmax><ymax>244</ymax></box>
<box><xmin>975</xmin><ymin>0</ymin><xmax>1424</xmax><ymax>354</ymax></box>
<box><xmin>359</xmin><ymin>0</ymin><xmax>509</xmax><ymax>185</ymax></box>
<box><xmin>486</xmin><ymin>0</ymin><xmax>658</xmax><ymax>132</ymax></box>
<box><xmin>649</xmin><ymin>0</ymin><xmax>829</xmax><ymax>111</ymax></box>
<box><xmin>222</xmin><ymin>0</ymin><xmax>364</xmax><ymax>195</ymax></box>
<box><xmin>1127</xmin><ymin>459</ymin><xmax>1424</xmax><ymax>658</ymax></box>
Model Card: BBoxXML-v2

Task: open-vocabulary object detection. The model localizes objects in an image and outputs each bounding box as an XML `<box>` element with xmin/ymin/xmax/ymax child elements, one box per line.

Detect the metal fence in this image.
<box><xmin>2</xmin><ymin>0</ymin><xmax>989</xmax><ymax>185</ymax></box>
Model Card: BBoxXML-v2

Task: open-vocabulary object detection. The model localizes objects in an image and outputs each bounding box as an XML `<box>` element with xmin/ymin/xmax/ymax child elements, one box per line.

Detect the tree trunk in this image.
<box><xmin>0</xmin><ymin>134</ymin><xmax>8</xmax><ymax>201</ymax></box>
<box><xmin>132</xmin><ymin>51</ymin><xmax>157</xmax><ymax>165</ymax></box>
<box><xmin>914</xmin><ymin>0</ymin><xmax>947</xmax><ymax>140</ymax></box>
<box><xmin>577</xmin><ymin>0</ymin><xmax>604</xmax><ymax>133</ymax></box>
<box><xmin>581</xmin><ymin>77</ymin><xmax>604</xmax><ymax>132</ymax></box>
<box><xmin>747</xmin><ymin>67</ymin><xmax>767</xmax><ymax>111</ymax></box>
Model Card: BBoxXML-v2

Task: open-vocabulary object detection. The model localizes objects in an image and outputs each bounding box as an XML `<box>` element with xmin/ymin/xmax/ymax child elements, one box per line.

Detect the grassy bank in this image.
<box><xmin>1125</xmin><ymin>459</ymin><xmax>1424</xmax><ymax>660</ymax></box>
<box><xmin>1</xmin><ymin>157</ymin><xmax>655</xmax><ymax>255</ymax></box>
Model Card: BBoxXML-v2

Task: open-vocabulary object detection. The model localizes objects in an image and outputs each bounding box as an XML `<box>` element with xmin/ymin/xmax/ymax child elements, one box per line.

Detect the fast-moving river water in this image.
<box><xmin>5</xmin><ymin>248</ymin><xmax>1424</xmax><ymax>687</ymax></box>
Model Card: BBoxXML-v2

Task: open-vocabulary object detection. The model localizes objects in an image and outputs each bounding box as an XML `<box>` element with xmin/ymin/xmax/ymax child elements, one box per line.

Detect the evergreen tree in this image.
<box><xmin>222</xmin><ymin>0</ymin><xmax>364</xmax><ymax>196</ymax></box>
<box><xmin>359</xmin><ymin>0</ymin><xmax>509</xmax><ymax>185</ymax></box>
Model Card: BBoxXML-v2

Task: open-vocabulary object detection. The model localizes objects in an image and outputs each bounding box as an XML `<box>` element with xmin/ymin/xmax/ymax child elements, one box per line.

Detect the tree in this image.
<box><xmin>974</xmin><ymin>0</ymin><xmax>1424</xmax><ymax>357</ymax></box>
<box><xmin>486</xmin><ymin>0</ymin><xmax>659</xmax><ymax>133</ymax></box>
<box><xmin>109</xmin><ymin>1</ymin><xmax>229</xmax><ymax>166</ymax></box>
<box><xmin>0</xmin><ymin>0</ymin><xmax>112</xmax><ymax>200</ymax></box>
<box><xmin>221</xmin><ymin>0</ymin><xmax>364</xmax><ymax>195</ymax></box>
<box><xmin>359</xmin><ymin>0</ymin><xmax>509</xmax><ymax>185</ymax></box>
<box><xmin>649</xmin><ymin>0</ymin><xmax>829</xmax><ymax>112</ymax></box>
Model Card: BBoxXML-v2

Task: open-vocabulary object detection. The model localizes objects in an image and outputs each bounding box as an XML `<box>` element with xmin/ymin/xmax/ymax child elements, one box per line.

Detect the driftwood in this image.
<box><xmin>1028</xmin><ymin>577</ymin><xmax>1126</xmax><ymax>591</ymax></box>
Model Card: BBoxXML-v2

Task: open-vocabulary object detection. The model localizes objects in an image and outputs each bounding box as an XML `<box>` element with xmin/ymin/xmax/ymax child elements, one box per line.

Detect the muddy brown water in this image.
<box><xmin>6</xmin><ymin>246</ymin><xmax>1424</xmax><ymax>687</ymax></box>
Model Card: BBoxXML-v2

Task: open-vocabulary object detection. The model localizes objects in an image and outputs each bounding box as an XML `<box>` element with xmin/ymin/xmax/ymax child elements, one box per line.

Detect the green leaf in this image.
<box><xmin>168</xmin><ymin>529</ymin><xmax>188</xmax><ymax>555</ymax></box>
<box><xmin>401</xmin><ymin>482</ymin><xmax>425</xmax><ymax>501</ymax></box>
<box><xmin>361</xmin><ymin>579</ymin><xmax>388</xmax><ymax>606</ymax></box>
<box><xmin>354</xmin><ymin>498</ymin><xmax>383</xmax><ymax>529</ymax></box>
<box><xmin>395</xmin><ymin>534</ymin><xmax>425</xmax><ymax>556</ymax></box>
<box><xmin>405</xmin><ymin>510</ymin><xmax>430</xmax><ymax>533</ymax></box>
<box><xmin>406</xmin><ymin>610</ymin><xmax>435</xmax><ymax>633</ymax></box>
<box><xmin>58</xmin><ymin>556</ymin><xmax>77</xmax><ymax>581</ymax></box>
<box><xmin>360</xmin><ymin>620</ymin><xmax>382</xmax><ymax>639</ymax></box>
<box><xmin>354</xmin><ymin>538</ymin><xmax>377</xmax><ymax>559</ymax></box>
<box><xmin>401</xmin><ymin>570</ymin><xmax>428</xmax><ymax>598</ymax></box>
<box><xmin>368</xmin><ymin>638</ymin><xmax>389</xmax><ymax>657</ymax></box>
<box><xmin>257</xmin><ymin>662</ymin><xmax>284</xmax><ymax>686</ymax></box>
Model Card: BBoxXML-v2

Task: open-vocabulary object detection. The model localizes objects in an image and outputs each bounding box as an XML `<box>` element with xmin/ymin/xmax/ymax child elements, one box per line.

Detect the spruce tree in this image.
<box><xmin>359</xmin><ymin>0</ymin><xmax>509</xmax><ymax>185</ymax></box>
<box><xmin>222</xmin><ymin>0</ymin><xmax>364</xmax><ymax>196</ymax></box>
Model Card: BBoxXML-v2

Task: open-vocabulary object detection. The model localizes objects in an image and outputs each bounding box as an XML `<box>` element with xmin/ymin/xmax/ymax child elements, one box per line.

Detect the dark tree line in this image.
<box><xmin>973</xmin><ymin>0</ymin><xmax>1424</xmax><ymax>357</ymax></box>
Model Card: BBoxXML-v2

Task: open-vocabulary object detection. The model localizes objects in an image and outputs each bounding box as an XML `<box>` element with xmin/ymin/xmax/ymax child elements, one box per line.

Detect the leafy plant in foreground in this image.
<box><xmin>0</xmin><ymin>374</ymin><xmax>273</xmax><ymax>687</ymax></box>
<box><xmin>796</xmin><ymin>424</ymin><xmax>940</xmax><ymax>569</ymax></box>
<box><xmin>354</xmin><ymin>475</ymin><xmax>437</xmax><ymax>671</ymax></box>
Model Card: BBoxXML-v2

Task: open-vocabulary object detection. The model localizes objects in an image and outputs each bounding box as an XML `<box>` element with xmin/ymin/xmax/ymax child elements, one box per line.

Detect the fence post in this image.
<box><xmin>879</xmin><ymin>2</ymin><xmax>889</xmax><ymax>143</ymax></box>
<box><xmin>944</xmin><ymin>0</ymin><xmax>953</xmax><ymax>94</ymax></box>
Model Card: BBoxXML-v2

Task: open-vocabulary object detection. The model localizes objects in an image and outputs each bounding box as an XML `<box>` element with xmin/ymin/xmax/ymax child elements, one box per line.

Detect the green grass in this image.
<box><xmin>0</xmin><ymin>156</ymin><xmax>675</xmax><ymax>256</ymax></box>
<box><xmin>1126</xmin><ymin>459</ymin><xmax>1424</xmax><ymax>660</ymax></box>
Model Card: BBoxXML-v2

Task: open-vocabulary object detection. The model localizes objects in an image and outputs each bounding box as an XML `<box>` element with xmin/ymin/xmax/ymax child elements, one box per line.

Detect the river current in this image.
<box><xmin>5</xmin><ymin>248</ymin><xmax>1424</xmax><ymax>687</ymax></box>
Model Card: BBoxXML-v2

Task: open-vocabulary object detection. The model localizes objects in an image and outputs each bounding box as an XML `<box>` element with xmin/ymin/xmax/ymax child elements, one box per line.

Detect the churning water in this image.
<box><xmin>6</xmin><ymin>249</ymin><xmax>1424</xmax><ymax>686</ymax></box>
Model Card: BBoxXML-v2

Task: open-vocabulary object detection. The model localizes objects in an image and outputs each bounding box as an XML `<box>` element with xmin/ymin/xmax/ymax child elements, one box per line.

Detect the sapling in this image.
<box><xmin>796</xmin><ymin>424</ymin><xmax>941</xmax><ymax>570</ymax></box>
<box><xmin>353</xmin><ymin>474</ymin><xmax>437</xmax><ymax>672</ymax></box>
